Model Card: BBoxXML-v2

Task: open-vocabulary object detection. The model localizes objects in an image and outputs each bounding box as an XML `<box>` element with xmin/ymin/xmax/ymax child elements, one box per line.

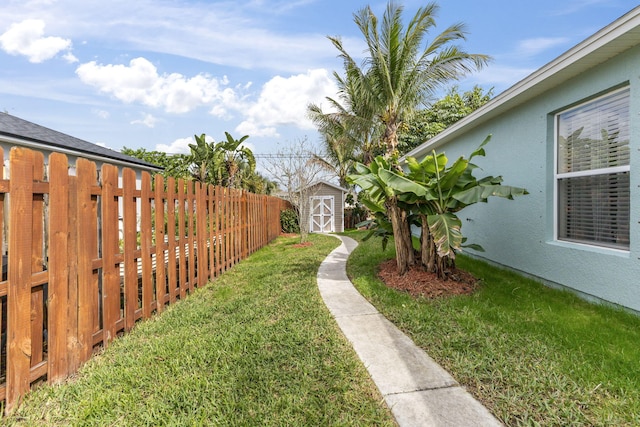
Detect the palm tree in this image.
<box><xmin>308</xmin><ymin>61</ymin><xmax>382</xmax><ymax>168</ymax></box>
<box><xmin>335</xmin><ymin>1</ymin><xmax>490</xmax><ymax>274</ymax></box>
<box><xmin>331</xmin><ymin>2</ymin><xmax>489</xmax><ymax>158</ymax></box>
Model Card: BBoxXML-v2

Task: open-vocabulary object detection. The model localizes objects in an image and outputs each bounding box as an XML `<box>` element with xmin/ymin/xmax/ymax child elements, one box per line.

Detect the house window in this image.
<box><xmin>555</xmin><ymin>87</ymin><xmax>630</xmax><ymax>250</ymax></box>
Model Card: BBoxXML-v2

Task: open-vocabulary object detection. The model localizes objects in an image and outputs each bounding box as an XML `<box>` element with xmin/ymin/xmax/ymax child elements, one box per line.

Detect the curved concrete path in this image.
<box><xmin>317</xmin><ymin>235</ymin><xmax>503</xmax><ymax>427</ymax></box>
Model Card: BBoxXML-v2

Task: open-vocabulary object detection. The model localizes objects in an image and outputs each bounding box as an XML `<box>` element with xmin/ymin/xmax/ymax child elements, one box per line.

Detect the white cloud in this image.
<box><xmin>0</xmin><ymin>1</ymin><xmax>343</xmax><ymax>74</ymax></box>
<box><xmin>516</xmin><ymin>37</ymin><xmax>569</xmax><ymax>58</ymax></box>
<box><xmin>62</xmin><ymin>51</ymin><xmax>78</xmax><ymax>63</ymax></box>
<box><xmin>76</xmin><ymin>57</ymin><xmax>234</xmax><ymax>113</ymax></box>
<box><xmin>0</xmin><ymin>19</ymin><xmax>73</xmax><ymax>63</ymax></box>
<box><xmin>236</xmin><ymin>121</ymin><xmax>279</xmax><ymax>138</ymax></box>
<box><xmin>156</xmin><ymin>136</ymin><xmax>193</xmax><ymax>154</ymax></box>
<box><xmin>235</xmin><ymin>69</ymin><xmax>338</xmax><ymax>137</ymax></box>
<box><xmin>130</xmin><ymin>113</ymin><xmax>158</xmax><ymax>128</ymax></box>
<box><xmin>92</xmin><ymin>109</ymin><xmax>110</xmax><ymax>119</ymax></box>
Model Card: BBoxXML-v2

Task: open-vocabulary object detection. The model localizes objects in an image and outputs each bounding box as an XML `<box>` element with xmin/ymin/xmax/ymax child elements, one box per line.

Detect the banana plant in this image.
<box><xmin>350</xmin><ymin>135</ymin><xmax>528</xmax><ymax>279</ymax></box>
<box><xmin>405</xmin><ymin>135</ymin><xmax>528</xmax><ymax>277</ymax></box>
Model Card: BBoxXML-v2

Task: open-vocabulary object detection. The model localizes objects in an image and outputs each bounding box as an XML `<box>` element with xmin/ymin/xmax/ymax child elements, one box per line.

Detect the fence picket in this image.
<box><xmin>7</xmin><ymin>147</ymin><xmax>35</xmax><ymax>412</ymax></box>
<box><xmin>166</xmin><ymin>177</ymin><xmax>177</xmax><ymax>305</ymax></box>
<box><xmin>187</xmin><ymin>181</ymin><xmax>195</xmax><ymax>294</ymax></box>
<box><xmin>66</xmin><ymin>175</ymin><xmax>80</xmax><ymax>375</ymax></box>
<box><xmin>154</xmin><ymin>174</ymin><xmax>167</xmax><ymax>311</ymax></box>
<box><xmin>48</xmin><ymin>153</ymin><xmax>69</xmax><ymax>382</ymax></box>
<box><xmin>101</xmin><ymin>164</ymin><xmax>120</xmax><ymax>345</ymax></box>
<box><xmin>30</xmin><ymin>152</ymin><xmax>45</xmax><ymax>369</ymax></box>
<box><xmin>141</xmin><ymin>172</ymin><xmax>152</xmax><ymax>319</ymax></box>
<box><xmin>177</xmin><ymin>180</ymin><xmax>187</xmax><ymax>300</ymax></box>
<box><xmin>123</xmin><ymin>168</ymin><xmax>138</xmax><ymax>331</ymax></box>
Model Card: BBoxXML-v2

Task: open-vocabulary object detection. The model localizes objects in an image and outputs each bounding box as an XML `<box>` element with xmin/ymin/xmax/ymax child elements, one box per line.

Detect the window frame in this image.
<box><xmin>553</xmin><ymin>86</ymin><xmax>631</xmax><ymax>251</ymax></box>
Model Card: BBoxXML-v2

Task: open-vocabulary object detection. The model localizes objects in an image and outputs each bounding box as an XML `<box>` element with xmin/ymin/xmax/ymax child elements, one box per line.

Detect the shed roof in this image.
<box><xmin>307</xmin><ymin>180</ymin><xmax>349</xmax><ymax>193</ymax></box>
<box><xmin>0</xmin><ymin>113</ymin><xmax>162</xmax><ymax>171</ymax></box>
<box><xmin>403</xmin><ymin>6</ymin><xmax>640</xmax><ymax>160</ymax></box>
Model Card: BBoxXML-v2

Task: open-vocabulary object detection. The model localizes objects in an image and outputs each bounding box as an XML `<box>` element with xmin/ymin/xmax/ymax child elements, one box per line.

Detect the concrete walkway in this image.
<box><xmin>317</xmin><ymin>235</ymin><xmax>503</xmax><ymax>427</ymax></box>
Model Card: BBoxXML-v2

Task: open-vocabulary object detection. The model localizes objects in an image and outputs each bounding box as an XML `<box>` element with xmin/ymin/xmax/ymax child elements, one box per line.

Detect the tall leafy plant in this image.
<box><xmin>349</xmin><ymin>136</ymin><xmax>528</xmax><ymax>278</ymax></box>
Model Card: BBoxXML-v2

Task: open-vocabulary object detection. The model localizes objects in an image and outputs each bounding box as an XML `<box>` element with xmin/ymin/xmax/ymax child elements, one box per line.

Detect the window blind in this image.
<box><xmin>558</xmin><ymin>172</ymin><xmax>630</xmax><ymax>248</ymax></box>
<box><xmin>558</xmin><ymin>89</ymin><xmax>630</xmax><ymax>174</ymax></box>
<box><xmin>556</xmin><ymin>88</ymin><xmax>630</xmax><ymax>249</ymax></box>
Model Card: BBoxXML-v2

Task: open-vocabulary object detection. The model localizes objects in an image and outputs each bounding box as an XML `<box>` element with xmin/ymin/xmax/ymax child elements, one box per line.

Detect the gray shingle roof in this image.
<box><xmin>0</xmin><ymin>112</ymin><xmax>162</xmax><ymax>170</ymax></box>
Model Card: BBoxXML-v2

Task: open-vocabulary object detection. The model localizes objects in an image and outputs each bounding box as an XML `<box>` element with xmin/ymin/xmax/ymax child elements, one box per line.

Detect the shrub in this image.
<box><xmin>280</xmin><ymin>209</ymin><xmax>300</xmax><ymax>233</ymax></box>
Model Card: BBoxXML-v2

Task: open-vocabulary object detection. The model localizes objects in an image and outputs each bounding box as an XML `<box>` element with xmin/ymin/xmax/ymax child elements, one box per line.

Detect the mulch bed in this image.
<box><xmin>377</xmin><ymin>259</ymin><xmax>478</xmax><ymax>299</ymax></box>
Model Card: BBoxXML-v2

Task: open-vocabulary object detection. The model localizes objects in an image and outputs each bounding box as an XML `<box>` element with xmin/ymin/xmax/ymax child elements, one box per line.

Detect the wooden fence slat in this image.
<box><xmin>215</xmin><ymin>186</ymin><xmax>222</xmax><ymax>277</ymax></box>
<box><xmin>207</xmin><ymin>185</ymin><xmax>216</xmax><ymax>281</ymax></box>
<box><xmin>223</xmin><ymin>188</ymin><xmax>233</xmax><ymax>270</ymax></box>
<box><xmin>177</xmin><ymin>180</ymin><xmax>187</xmax><ymax>300</ymax></box>
<box><xmin>75</xmin><ymin>158</ymin><xmax>99</xmax><ymax>365</ymax></box>
<box><xmin>187</xmin><ymin>181</ymin><xmax>195</xmax><ymax>294</ymax></box>
<box><xmin>30</xmin><ymin>151</ymin><xmax>45</xmax><ymax>368</ymax></box>
<box><xmin>154</xmin><ymin>174</ymin><xmax>167</xmax><ymax>312</ymax></box>
<box><xmin>66</xmin><ymin>175</ymin><xmax>79</xmax><ymax>375</ymax></box>
<box><xmin>101</xmin><ymin>164</ymin><xmax>120</xmax><ymax>345</ymax></box>
<box><xmin>0</xmin><ymin>147</ymin><xmax>4</xmax><ymax>283</ymax></box>
<box><xmin>7</xmin><ymin>147</ymin><xmax>35</xmax><ymax>413</ymax></box>
<box><xmin>48</xmin><ymin>153</ymin><xmax>69</xmax><ymax>382</ymax></box>
<box><xmin>196</xmin><ymin>183</ymin><xmax>207</xmax><ymax>288</ymax></box>
<box><xmin>141</xmin><ymin>172</ymin><xmax>152</xmax><ymax>319</ymax></box>
<box><xmin>123</xmin><ymin>168</ymin><xmax>137</xmax><ymax>331</ymax></box>
<box><xmin>235</xmin><ymin>190</ymin><xmax>239</xmax><ymax>263</ymax></box>
<box><xmin>166</xmin><ymin>177</ymin><xmax>176</xmax><ymax>304</ymax></box>
<box><xmin>0</xmin><ymin>147</ymin><xmax>4</xmax><ymax>391</ymax></box>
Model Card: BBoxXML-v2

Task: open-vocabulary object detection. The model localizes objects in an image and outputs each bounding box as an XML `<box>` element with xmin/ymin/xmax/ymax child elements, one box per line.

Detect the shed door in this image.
<box><xmin>310</xmin><ymin>196</ymin><xmax>334</xmax><ymax>233</ymax></box>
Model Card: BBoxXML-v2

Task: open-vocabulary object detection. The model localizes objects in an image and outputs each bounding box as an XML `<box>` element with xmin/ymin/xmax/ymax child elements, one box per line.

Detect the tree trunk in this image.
<box><xmin>387</xmin><ymin>197</ymin><xmax>414</xmax><ymax>275</ymax></box>
<box><xmin>420</xmin><ymin>214</ymin><xmax>436</xmax><ymax>272</ymax></box>
<box><xmin>420</xmin><ymin>214</ymin><xmax>453</xmax><ymax>280</ymax></box>
<box><xmin>383</xmin><ymin>119</ymin><xmax>399</xmax><ymax>155</ymax></box>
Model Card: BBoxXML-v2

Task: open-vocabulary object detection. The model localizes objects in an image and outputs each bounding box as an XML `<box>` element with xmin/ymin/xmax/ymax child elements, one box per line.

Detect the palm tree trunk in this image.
<box><xmin>387</xmin><ymin>197</ymin><xmax>414</xmax><ymax>275</ymax></box>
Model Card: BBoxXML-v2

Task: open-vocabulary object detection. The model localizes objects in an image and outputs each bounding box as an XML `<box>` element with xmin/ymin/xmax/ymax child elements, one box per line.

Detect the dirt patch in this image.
<box><xmin>377</xmin><ymin>259</ymin><xmax>478</xmax><ymax>299</ymax></box>
<box><xmin>292</xmin><ymin>241</ymin><xmax>313</xmax><ymax>248</ymax></box>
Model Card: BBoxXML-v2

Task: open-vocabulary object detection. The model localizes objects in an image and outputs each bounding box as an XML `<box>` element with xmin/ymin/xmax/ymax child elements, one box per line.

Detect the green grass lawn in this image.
<box><xmin>2</xmin><ymin>234</ymin><xmax>395</xmax><ymax>426</ymax></box>
<box><xmin>345</xmin><ymin>230</ymin><xmax>640</xmax><ymax>426</ymax></box>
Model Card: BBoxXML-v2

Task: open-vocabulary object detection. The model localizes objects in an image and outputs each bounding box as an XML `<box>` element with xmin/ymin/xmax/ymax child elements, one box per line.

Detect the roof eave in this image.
<box><xmin>402</xmin><ymin>6</ymin><xmax>640</xmax><ymax>162</ymax></box>
<box><xmin>0</xmin><ymin>134</ymin><xmax>164</xmax><ymax>172</ymax></box>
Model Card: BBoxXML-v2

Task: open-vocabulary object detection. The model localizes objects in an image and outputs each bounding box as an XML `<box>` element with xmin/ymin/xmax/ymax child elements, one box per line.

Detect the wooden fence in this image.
<box><xmin>0</xmin><ymin>146</ymin><xmax>289</xmax><ymax>412</ymax></box>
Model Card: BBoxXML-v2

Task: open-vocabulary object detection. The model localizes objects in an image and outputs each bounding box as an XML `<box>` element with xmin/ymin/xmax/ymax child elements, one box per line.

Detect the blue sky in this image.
<box><xmin>0</xmin><ymin>0</ymin><xmax>637</xmax><ymax>162</ymax></box>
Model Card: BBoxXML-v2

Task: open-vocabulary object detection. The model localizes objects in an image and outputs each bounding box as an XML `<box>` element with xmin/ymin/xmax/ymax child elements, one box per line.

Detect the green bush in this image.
<box><xmin>280</xmin><ymin>209</ymin><xmax>300</xmax><ymax>233</ymax></box>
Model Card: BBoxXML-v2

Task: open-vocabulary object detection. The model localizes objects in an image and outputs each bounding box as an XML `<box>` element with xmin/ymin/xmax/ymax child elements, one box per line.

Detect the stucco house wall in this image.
<box><xmin>404</xmin><ymin>7</ymin><xmax>640</xmax><ymax>312</ymax></box>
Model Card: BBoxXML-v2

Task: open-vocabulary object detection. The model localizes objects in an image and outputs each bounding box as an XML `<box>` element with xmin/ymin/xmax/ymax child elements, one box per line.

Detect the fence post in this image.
<box><xmin>6</xmin><ymin>147</ymin><xmax>35</xmax><ymax>413</ymax></box>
